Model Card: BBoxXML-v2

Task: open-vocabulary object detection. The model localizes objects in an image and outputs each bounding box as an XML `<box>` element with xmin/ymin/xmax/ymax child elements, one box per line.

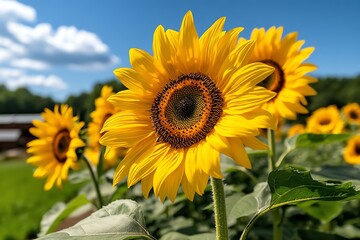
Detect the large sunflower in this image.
<box><xmin>246</xmin><ymin>27</ymin><xmax>317</xmax><ymax>122</ymax></box>
<box><xmin>306</xmin><ymin>105</ymin><xmax>345</xmax><ymax>134</ymax></box>
<box><xmin>342</xmin><ymin>102</ymin><xmax>360</xmax><ymax>126</ymax></box>
<box><xmin>343</xmin><ymin>135</ymin><xmax>360</xmax><ymax>164</ymax></box>
<box><xmin>100</xmin><ymin>11</ymin><xmax>276</xmax><ymax>202</ymax></box>
<box><xmin>86</xmin><ymin>85</ymin><xmax>124</xmax><ymax>168</ymax></box>
<box><xmin>26</xmin><ymin>105</ymin><xmax>85</xmax><ymax>190</ymax></box>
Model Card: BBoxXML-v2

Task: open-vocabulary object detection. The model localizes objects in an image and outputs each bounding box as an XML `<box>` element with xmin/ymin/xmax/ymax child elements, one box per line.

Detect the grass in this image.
<box><xmin>0</xmin><ymin>159</ymin><xmax>82</xmax><ymax>240</ymax></box>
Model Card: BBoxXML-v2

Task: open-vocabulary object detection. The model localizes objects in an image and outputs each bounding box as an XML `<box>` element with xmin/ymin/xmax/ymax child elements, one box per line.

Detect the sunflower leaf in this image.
<box><xmin>276</xmin><ymin>133</ymin><xmax>351</xmax><ymax>168</ymax></box>
<box><xmin>160</xmin><ymin>232</ymin><xmax>216</xmax><ymax>240</ymax></box>
<box><xmin>294</xmin><ymin>133</ymin><xmax>351</xmax><ymax>148</ymax></box>
<box><xmin>38</xmin><ymin>199</ymin><xmax>154</xmax><ymax>240</ymax></box>
<box><xmin>228</xmin><ymin>182</ymin><xmax>271</xmax><ymax>221</ymax></box>
<box><xmin>39</xmin><ymin>194</ymin><xmax>91</xmax><ymax>236</ymax></box>
<box><xmin>297</xmin><ymin>201</ymin><xmax>343</xmax><ymax>223</ymax></box>
<box><xmin>268</xmin><ymin>169</ymin><xmax>360</xmax><ymax>208</ymax></box>
<box><xmin>240</xmin><ymin>169</ymin><xmax>360</xmax><ymax>239</ymax></box>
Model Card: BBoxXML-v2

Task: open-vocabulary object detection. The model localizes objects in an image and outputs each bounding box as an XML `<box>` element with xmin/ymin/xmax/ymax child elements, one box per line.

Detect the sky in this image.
<box><xmin>0</xmin><ymin>0</ymin><xmax>359</xmax><ymax>101</ymax></box>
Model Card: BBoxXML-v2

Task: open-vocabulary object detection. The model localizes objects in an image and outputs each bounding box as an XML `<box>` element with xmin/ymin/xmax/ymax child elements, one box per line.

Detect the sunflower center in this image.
<box><xmin>355</xmin><ymin>143</ymin><xmax>360</xmax><ymax>155</ymax></box>
<box><xmin>53</xmin><ymin>129</ymin><xmax>71</xmax><ymax>163</ymax></box>
<box><xmin>319</xmin><ymin>118</ymin><xmax>331</xmax><ymax>126</ymax></box>
<box><xmin>259</xmin><ymin>60</ymin><xmax>285</xmax><ymax>94</ymax></box>
<box><xmin>349</xmin><ymin>110</ymin><xmax>358</xmax><ymax>120</ymax></box>
<box><xmin>151</xmin><ymin>72</ymin><xmax>223</xmax><ymax>149</ymax></box>
<box><xmin>173</xmin><ymin>94</ymin><xmax>197</xmax><ymax>120</ymax></box>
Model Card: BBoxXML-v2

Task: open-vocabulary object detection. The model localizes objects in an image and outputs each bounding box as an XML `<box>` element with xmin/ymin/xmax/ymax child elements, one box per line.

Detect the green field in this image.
<box><xmin>0</xmin><ymin>159</ymin><xmax>81</xmax><ymax>240</ymax></box>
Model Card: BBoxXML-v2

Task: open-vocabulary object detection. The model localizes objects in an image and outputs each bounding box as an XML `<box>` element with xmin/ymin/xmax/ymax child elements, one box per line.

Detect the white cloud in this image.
<box><xmin>3</xmin><ymin>18</ymin><xmax>119</xmax><ymax>70</ymax></box>
<box><xmin>0</xmin><ymin>0</ymin><xmax>36</xmax><ymax>22</ymax></box>
<box><xmin>0</xmin><ymin>67</ymin><xmax>67</xmax><ymax>90</ymax></box>
<box><xmin>0</xmin><ymin>36</ymin><xmax>26</xmax><ymax>62</ymax></box>
<box><xmin>0</xmin><ymin>0</ymin><xmax>119</xmax><ymax>91</ymax></box>
<box><xmin>10</xmin><ymin>58</ymin><xmax>49</xmax><ymax>70</ymax></box>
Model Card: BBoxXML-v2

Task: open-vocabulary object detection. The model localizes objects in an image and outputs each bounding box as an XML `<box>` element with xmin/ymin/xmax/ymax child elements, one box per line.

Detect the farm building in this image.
<box><xmin>0</xmin><ymin>114</ymin><xmax>42</xmax><ymax>151</ymax></box>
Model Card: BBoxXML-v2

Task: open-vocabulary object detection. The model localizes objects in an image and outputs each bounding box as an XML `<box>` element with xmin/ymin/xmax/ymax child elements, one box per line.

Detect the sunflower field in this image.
<box><xmin>4</xmin><ymin>10</ymin><xmax>360</xmax><ymax>240</ymax></box>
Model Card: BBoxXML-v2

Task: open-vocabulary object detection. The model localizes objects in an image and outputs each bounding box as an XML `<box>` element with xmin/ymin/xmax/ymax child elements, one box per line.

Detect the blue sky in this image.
<box><xmin>1</xmin><ymin>0</ymin><xmax>359</xmax><ymax>101</ymax></box>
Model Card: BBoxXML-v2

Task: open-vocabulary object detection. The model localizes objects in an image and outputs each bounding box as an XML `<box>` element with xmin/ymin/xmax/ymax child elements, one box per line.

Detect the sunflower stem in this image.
<box><xmin>211</xmin><ymin>177</ymin><xmax>228</xmax><ymax>240</ymax></box>
<box><xmin>82</xmin><ymin>155</ymin><xmax>104</xmax><ymax>208</ymax></box>
<box><xmin>267</xmin><ymin>129</ymin><xmax>282</xmax><ymax>240</ymax></box>
<box><xmin>267</xmin><ymin>128</ymin><xmax>276</xmax><ymax>172</ymax></box>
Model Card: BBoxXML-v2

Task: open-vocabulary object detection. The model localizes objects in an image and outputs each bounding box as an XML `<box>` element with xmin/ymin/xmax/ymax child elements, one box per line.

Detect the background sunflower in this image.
<box><xmin>86</xmin><ymin>85</ymin><xmax>124</xmax><ymax>169</ymax></box>
<box><xmin>343</xmin><ymin>135</ymin><xmax>360</xmax><ymax>164</ymax></box>
<box><xmin>342</xmin><ymin>102</ymin><xmax>360</xmax><ymax>126</ymax></box>
<box><xmin>246</xmin><ymin>26</ymin><xmax>317</xmax><ymax>123</ymax></box>
<box><xmin>306</xmin><ymin>105</ymin><xmax>345</xmax><ymax>134</ymax></box>
<box><xmin>26</xmin><ymin>105</ymin><xmax>85</xmax><ymax>190</ymax></box>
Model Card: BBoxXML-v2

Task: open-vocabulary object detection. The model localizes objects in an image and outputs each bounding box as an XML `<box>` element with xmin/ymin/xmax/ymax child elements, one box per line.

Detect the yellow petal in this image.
<box><xmin>141</xmin><ymin>172</ymin><xmax>154</xmax><ymax>198</ymax></box>
<box><xmin>224</xmin><ymin>86</ymin><xmax>276</xmax><ymax>115</ymax></box>
<box><xmin>112</xmin><ymin>136</ymin><xmax>156</xmax><ymax>186</ymax></box>
<box><xmin>158</xmin><ymin>160</ymin><xmax>184</xmax><ymax>202</ymax></box>
<box><xmin>107</xmin><ymin>90</ymin><xmax>152</xmax><ymax>111</ymax></box>
<box><xmin>181</xmin><ymin>175</ymin><xmax>196</xmax><ymax>201</ymax></box>
<box><xmin>228</xmin><ymin>137</ymin><xmax>252</xmax><ymax>169</ymax></box>
<box><xmin>215</xmin><ymin>114</ymin><xmax>260</xmax><ymax>137</ymax></box>
<box><xmin>222</xmin><ymin>62</ymin><xmax>274</xmax><ymax>96</ymax></box>
<box><xmin>153</xmin><ymin>149</ymin><xmax>184</xmax><ymax>196</ymax></box>
<box><xmin>242</xmin><ymin>136</ymin><xmax>268</xmax><ymax>150</ymax></box>
<box><xmin>178</xmin><ymin>11</ymin><xmax>200</xmax><ymax>71</ymax></box>
<box><xmin>128</xmin><ymin>143</ymin><xmax>169</xmax><ymax>186</ymax></box>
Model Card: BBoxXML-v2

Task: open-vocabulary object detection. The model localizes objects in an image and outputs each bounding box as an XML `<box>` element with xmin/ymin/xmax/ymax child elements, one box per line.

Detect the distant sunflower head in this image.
<box><xmin>246</xmin><ymin>26</ymin><xmax>317</xmax><ymax>123</ymax></box>
<box><xmin>100</xmin><ymin>11</ymin><xmax>276</xmax><ymax>202</ymax></box>
<box><xmin>26</xmin><ymin>105</ymin><xmax>85</xmax><ymax>190</ymax></box>
<box><xmin>287</xmin><ymin>123</ymin><xmax>305</xmax><ymax>137</ymax></box>
<box><xmin>306</xmin><ymin>105</ymin><xmax>345</xmax><ymax>134</ymax></box>
<box><xmin>86</xmin><ymin>85</ymin><xmax>122</xmax><ymax>168</ymax></box>
<box><xmin>343</xmin><ymin>135</ymin><xmax>360</xmax><ymax>165</ymax></box>
<box><xmin>342</xmin><ymin>102</ymin><xmax>360</xmax><ymax>125</ymax></box>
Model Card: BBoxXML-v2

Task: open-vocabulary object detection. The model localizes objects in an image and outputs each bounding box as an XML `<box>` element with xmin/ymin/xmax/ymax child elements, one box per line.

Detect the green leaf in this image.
<box><xmin>295</xmin><ymin>133</ymin><xmax>351</xmax><ymax>148</ymax></box>
<box><xmin>228</xmin><ymin>183</ymin><xmax>271</xmax><ymax>221</ymax></box>
<box><xmin>39</xmin><ymin>194</ymin><xmax>91</xmax><ymax>235</ymax></box>
<box><xmin>269</xmin><ymin>169</ymin><xmax>360</xmax><ymax>208</ymax></box>
<box><xmin>239</xmin><ymin>169</ymin><xmax>360</xmax><ymax>240</ymax></box>
<box><xmin>38</xmin><ymin>199</ymin><xmax>154</xmax><ymax>240</ymax></box>
<box><xmin>160</xmin><ymin>232</ymin><xmax>215</xmax><ymax>240</ymax></box>
<box><xmin>276</xmin><ymin>133</ymin><xmax>352</xmax><ymax>168</ymax></box>
<box><xmin>297</xmin><ymin>201</ymin><xmax>343</xmax><ymax>223</ymax></box>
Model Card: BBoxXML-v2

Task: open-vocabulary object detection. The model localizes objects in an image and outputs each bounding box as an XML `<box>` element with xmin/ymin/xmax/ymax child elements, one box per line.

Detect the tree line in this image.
<box><xmin>1</xmin><ymin>75</ymin><xmax>359</xmax><ymax>123</ymax></box>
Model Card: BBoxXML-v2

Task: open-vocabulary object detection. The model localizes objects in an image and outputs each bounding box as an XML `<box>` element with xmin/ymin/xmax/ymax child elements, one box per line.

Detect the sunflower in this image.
<box><xmin>86</xmin><ymin>85</ymin><xmax>124</xmax><ymax>168</ymax></box>
<box><xmin>343</xmin><ymin>135</ymin><xmax>360</xmax><ymax>164</ymax></box>
<box><xmin>287</xmin><ymin>123</ymin><xmax>305</xmax><ymax>137</ymax></box>
<box><xmin>342</xmin><ymin>102</ymin><xmax>360</xmax><ymax>126</ymax></box>
<box><xmin>100</xmin><ymin>11</ymin><xmax>276</xmax><ymax>202</ymax></box>
<box><xmin>245</xmin><ymin>26</ymin><xmax>317</xmax><ymax>123</ymax></box>
<box><xmin>306</xmin><ymin>105</ymin><xmax>345</xmax><ymax>134</ymax></box>
<box><xmin>26</xmin><ymin>105</ymin><xmax>85</xmax><ymax>190</ymax></box>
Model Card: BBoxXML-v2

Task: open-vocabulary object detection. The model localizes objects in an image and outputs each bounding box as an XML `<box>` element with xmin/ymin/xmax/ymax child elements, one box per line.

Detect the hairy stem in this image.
<box><xmin>211</xmin><ymin>177</ymin><xmax>228</xmax><ymax>240</ymax></box>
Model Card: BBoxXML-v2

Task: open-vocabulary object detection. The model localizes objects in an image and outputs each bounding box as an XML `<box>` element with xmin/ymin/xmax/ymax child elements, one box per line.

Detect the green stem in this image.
<box><xmin>239</xmin><ymin>209</ymin><xmax>269</xmax><ymax>240</ymax></box>
<box><xmin>211</xmin><ymin>177</ymin><xmax>228</xmax><ymax>240</ymax></box>
<box><xmin>267</xmin><ymin>128</ymin><xmax>276</xmax><ymax>172</ymax></box>
<box><xmin>272</xmin><ymin>208</ymin><xmax>283</xmax><ymax>240</ymax></box>
<box><xmin>267</xmin><ymin>129</ymin><xmax>282</xmax><ymax>240</ymax></box>
<box><xmin>82</xmin><ymin>155</ymin><xmax>104</xmax><ymax>208</ymax></box>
